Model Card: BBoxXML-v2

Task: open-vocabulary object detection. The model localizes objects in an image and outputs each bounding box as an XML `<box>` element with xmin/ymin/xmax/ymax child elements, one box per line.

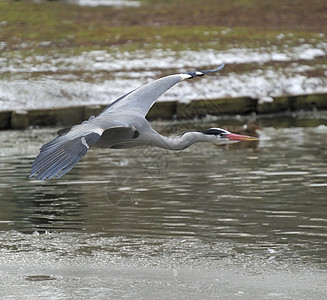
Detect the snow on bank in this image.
<box><xmin>2</xmin><ymin>44</ymin><xmax>326</xmax><ymax>75</ymax></box>
<box><xmin>65</xmin><ymin>0</ymin><xmax>140</xmax><ymax>7</ymax></box>
<box><xmin>0</xmin><ymin>44</ymin><xmax>326</xmax><ymax>110</ymax></box>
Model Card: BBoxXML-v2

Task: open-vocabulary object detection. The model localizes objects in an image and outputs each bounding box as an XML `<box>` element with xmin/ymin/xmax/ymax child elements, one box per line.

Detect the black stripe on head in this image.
<box><xmin>201</xmin><ymin>128</ymin><xmax>225</xmax><ymax>136</ymax></box>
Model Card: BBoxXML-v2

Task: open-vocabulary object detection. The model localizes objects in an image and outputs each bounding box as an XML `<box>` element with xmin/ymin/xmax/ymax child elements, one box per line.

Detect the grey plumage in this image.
<box><xmin>30</xmin><ymin>131</ymin><xmax>101</xmax><ymax>180</ymax></box>
<box><xmin>29</xmin><ymin>63</ymin><xmax>256</xmax><ymax>180</ymax></box>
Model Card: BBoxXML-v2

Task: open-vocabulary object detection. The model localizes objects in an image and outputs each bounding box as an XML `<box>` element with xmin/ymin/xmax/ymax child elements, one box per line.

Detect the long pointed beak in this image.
<box><xmin>224</xmin><ymin>133</ymin><xmax>258</xmax><ymax>141</ymax></box>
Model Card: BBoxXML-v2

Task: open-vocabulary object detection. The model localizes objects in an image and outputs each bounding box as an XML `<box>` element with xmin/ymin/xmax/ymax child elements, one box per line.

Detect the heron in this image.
<box><xmin>30</xmin><ymin>64</ymin><xmax>258</xmax><ymax>180</ymax></box>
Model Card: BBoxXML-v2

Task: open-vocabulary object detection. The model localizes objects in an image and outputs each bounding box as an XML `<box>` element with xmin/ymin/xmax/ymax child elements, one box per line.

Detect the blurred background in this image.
<box><xmin>0</xmin><ymin>1</ymin><xmax>327</xmax><ymax>299</ymax></box>
<box><xmin>0</xmin><ymin>0</ymin><xmax>326</xmax><ymax>112</ymax></box>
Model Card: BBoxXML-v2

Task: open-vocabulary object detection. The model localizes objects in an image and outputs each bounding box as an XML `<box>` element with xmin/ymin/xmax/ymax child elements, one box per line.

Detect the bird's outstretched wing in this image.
<box><xmin>29</xmin><ymin>120</ymin><xmax>134</xmax><ymax>180</ymax></box>
<box><xmin>29</xmin><ymin>131</ymin><xmax>101</xmax><ymax>180</ymax></box>
<box><xmin>30</xmin><ymin>64</ymin><xmax>224</xmax><ymax>180</ymax></box>
<box><xmin>100</xmin><ymin>64</ymin><xmax>225</xmax><ymax>118</ymax></box>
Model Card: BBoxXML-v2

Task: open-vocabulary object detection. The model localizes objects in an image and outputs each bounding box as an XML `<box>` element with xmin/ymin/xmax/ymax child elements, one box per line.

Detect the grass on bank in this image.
<box><xmin>0</xmin><ymin>0</ymin><xmax>326</xmax><ymax>55</ymax></box>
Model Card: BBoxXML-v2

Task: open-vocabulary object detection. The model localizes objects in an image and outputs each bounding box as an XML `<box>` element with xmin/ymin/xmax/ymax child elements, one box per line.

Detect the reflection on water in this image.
<box><xmin>0</xmin><ymin>124</ymin><xmax>327</xmax><ymax>268</ymax></box>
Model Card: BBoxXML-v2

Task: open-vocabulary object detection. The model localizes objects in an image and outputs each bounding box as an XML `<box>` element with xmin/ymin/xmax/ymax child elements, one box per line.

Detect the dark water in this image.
<box><xmin>0</xmin><ymin>122</ymin><xmax>327</xmax><ymax>299</ymax></box>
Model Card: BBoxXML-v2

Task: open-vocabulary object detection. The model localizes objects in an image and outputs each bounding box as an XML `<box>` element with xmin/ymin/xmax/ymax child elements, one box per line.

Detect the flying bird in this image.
<box><xmin>30</xmin><ymin>64</ymin><xmax>258</xmax><ymax>180</ymax></box>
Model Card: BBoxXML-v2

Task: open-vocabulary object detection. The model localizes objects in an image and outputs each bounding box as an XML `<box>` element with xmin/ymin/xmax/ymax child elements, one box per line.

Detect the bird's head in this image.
<box><xmin>199</xmin><ymin>128</ymin><xmax>258</xmax><ymax>145</ymax></box>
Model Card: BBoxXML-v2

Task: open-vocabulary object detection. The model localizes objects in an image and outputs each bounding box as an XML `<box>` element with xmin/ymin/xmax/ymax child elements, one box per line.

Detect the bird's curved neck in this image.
<box><xmin>150</xmin><ymin>132</ymin><xmax>204</xmax><ymax>150</ymax></box>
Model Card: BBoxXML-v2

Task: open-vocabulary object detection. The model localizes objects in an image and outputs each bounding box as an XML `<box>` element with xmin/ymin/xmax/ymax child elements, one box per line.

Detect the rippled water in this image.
<box><xmin>0</xmin><ymin>122</ymin><xmax>327</xmax><ymax>299</ymax></box>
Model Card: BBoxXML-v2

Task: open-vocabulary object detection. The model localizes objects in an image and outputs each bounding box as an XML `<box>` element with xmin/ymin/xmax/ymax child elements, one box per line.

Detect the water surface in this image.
<box><xmin>0</xmin><ymin>123</ymin><xmax>326</xmax><ymax>299</ymax></box>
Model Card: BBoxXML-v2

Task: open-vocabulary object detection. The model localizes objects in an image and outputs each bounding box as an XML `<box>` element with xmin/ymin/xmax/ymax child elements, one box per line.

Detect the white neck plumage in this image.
<box><xmin>150</xmin><ymin>132</ymin><xmax>216</xmax><ymax>150</ymax></box>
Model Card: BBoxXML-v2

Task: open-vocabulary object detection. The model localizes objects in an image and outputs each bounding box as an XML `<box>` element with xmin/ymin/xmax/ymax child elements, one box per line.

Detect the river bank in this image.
<box><xmin>1</xmin><ymin>92</ymin><xmax>326</xmax><ymax>130</ymax></box>
<box><xmin>1</xmin><ymin>0</ymin><xmax>327</xmax><ymax>122</ymax></box>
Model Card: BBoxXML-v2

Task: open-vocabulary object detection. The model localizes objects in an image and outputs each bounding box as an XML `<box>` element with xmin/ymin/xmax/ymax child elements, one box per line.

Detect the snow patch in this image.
<box><xmin>1</xmin><ymin>44</ymin><xmax>327</xmax><ymax>110</ymax></box>
<box><xmin>258</xmin><ymin>97</ymin><xmax>274</xmax><ymax>104</ymax></box>
<box><xmin>66</xmin><ymin>0</ymin><xmax>140</xmax><ymax>7</ymax></box>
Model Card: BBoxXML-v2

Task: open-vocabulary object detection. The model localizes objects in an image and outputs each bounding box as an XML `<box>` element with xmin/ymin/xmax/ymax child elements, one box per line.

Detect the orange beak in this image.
<box><xmin>224</xmin><ymin>133</ymin><xmax>258</xmax><ymax>141</ymax></box>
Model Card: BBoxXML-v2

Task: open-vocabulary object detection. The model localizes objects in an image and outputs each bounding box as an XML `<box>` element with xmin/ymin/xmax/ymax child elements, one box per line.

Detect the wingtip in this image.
<box><xmin>200</xmin><ymin>63</ymin><xmax>225</xmax><ymax>74</ymax></box>
<box><xmin>216</xmin><ymin>63</ymin><xmax>225</xmax><ymax>71</ymax></box>
<box><xmin>184</xmin><ymin>63</ymin><xmax>225</xmax><ymax>79</ymax></box>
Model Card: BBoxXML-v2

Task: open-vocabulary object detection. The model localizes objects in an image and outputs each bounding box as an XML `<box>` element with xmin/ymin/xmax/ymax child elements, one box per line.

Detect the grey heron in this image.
<box><xmin>30</xmin><ymin>64</ymin><xmax>258</xmax><ymax>180</ymax></box>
